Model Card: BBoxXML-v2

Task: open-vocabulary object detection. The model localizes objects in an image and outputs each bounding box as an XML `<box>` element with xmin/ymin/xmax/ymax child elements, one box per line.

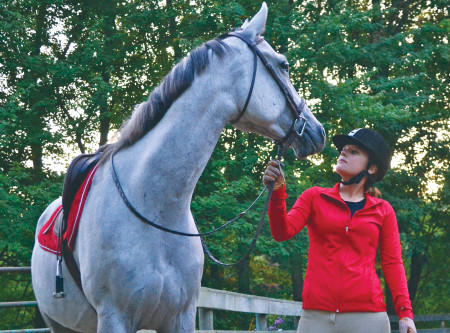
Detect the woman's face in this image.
<box><xmin>335</xmin><ymin>144</ymin><xmax>370</xmax><ymax>180</ymax></box>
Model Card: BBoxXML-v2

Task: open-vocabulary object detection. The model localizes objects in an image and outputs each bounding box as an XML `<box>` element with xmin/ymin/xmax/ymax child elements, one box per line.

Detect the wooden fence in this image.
<box><xmin>1</xmin><ymin>267</ymin><xmax>448</xmax><ymax>332</ymax></box>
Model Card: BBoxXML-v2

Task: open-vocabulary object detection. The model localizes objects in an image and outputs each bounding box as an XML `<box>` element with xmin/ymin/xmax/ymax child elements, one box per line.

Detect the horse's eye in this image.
<box><xmin>281</xmin><ymin>61</ymin><xmax>289</xmax><ymax>73</ymax></box>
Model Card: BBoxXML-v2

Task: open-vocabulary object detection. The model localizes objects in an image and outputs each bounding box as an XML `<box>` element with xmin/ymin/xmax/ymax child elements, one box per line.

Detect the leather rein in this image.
<box><xmin>111</xmin><ymin>31</ymin><xmax>308</xmax><ymax>266</ymax></box>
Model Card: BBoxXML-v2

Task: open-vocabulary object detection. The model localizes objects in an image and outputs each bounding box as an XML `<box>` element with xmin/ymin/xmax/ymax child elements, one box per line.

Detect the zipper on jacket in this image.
<box><xmin>345</xmin><ymin>206</ymin><xmax>362</xmax><ymax>235</ymax></box>
<box><xmin>337</xmin><ymin>210</ymin><xmax>351</xmax><ymax>312</ymax></box>
<box><xmin>346</xmin><ymin>208</ymin><xmax>362</xmax><ymax>235</ymax></box>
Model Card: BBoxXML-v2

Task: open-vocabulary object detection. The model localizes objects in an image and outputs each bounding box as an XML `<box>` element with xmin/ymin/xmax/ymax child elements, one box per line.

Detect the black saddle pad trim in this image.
<box><xmin>62</xmin><ymin>145</ymin><xmax>107</xmax><ymax>225</ymax></box>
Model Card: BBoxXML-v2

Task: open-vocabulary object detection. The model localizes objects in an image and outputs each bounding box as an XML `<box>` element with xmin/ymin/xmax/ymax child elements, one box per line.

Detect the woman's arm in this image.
<box><xmin>268</xmin><ymin>186</ymin><xmax>314</xmax><ymax>241</ymax></box>
<box><xmin>379</xmin><ymin>203</ymin><xmax>414</xmax><ymax>320</ymax></box>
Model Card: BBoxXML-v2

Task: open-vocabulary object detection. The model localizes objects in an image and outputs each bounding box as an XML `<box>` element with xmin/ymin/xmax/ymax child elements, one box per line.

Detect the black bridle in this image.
<box><xmin>111</xmin><ymin>31</ymin><xmax>309</xmax><ymax>266</ymax></box>
<box><xmin>226</xmin><ymin>31</ymin><xmax>308</xmax><ymax>157</ymax></box>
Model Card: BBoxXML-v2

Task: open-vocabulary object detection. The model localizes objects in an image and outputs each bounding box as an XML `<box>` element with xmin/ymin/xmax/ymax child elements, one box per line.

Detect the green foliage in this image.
<box><xmin>0</xmin><ymin>0</ymin><xmax>448</xmax><ymax>330</ymax></box>
<box><xmin>0</xmin><ymin>271</ymin><xmax>37</xmax><ymax>330</ymax></box>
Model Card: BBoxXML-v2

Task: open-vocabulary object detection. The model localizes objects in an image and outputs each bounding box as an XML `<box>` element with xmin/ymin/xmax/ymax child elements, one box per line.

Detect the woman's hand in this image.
<box><xmin>263</xmin><ymin>160</ymin><xmax>285</xmax><ymax>190</ymax></box>
<box><xmin>399</xmin><ymin>317</ymin><xmax>416</xmax><ymax>333</ymax></box>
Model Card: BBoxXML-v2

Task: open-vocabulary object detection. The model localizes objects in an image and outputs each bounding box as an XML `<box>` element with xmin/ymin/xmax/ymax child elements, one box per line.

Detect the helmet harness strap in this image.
<box><xmin>340</xmin><ymin>159</ymin><xmax>374</xmax><ymax>185</ymax></box>
<box><xmin>339</xmin><ymin>170</ymin><xmax>367</xmax><ymax>185</ymax></box>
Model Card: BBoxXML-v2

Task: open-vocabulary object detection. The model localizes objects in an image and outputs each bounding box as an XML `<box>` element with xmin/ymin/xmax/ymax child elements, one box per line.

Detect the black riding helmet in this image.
<box><xmin>332</xmin><ymin>128</ymin><xmax>391</xmax><ymax>183</ymax></box>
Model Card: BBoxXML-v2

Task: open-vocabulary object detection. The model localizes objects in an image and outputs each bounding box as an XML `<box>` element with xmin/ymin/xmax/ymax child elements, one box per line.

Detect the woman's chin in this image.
<box><xmin>335</xmin><ymin>169</ymin><xmax>350</xmax><ymax>181</ymax></box>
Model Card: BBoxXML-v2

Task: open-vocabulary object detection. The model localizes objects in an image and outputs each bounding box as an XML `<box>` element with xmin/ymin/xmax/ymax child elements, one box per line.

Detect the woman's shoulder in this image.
<box><xmin>301</xmin><ymin>185</ymin><xmax>331</xmax><ymax>197</ymax></box>
<box><xmin>307</xmin><ymin>183</ymin><xmax>340</xmax><ymax>195</ymax></box>
<box><xmin>367</xmin><ymin>195</ymin><xmax>395</xmax><ymax>214</ymax></box>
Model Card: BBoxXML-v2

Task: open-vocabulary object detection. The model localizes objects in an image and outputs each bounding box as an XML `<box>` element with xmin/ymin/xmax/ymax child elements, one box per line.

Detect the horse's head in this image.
<box><xmin>223</xmin><ymin>3</ymin><xmax>326</xmax><ymax>158</ymax></box>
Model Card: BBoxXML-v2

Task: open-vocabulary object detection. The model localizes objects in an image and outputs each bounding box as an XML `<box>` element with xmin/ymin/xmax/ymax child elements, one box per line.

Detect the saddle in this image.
<box><xmin>54</xmin><ymin>145</ymin><xmax>107</xmax><ymax>237</ymax></box>
<box><xmin>49</xmin><ymin>145</ymin><xmax>107</xmax><ymax>297</ymax></box>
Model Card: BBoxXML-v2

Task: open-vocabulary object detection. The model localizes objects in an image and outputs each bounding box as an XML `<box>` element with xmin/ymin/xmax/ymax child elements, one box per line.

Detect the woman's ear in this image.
<box><xmin>368</xmin><ymin>164</ymin><xmax>378</xmax><ymax>175</ymax></box>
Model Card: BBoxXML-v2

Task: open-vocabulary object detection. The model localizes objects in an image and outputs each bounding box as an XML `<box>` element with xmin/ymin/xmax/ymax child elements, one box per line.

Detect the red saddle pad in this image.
<box><xmin>38</xmin><ymin>165</ymin><xmax>98</xmax><ymax>254</ymax></box>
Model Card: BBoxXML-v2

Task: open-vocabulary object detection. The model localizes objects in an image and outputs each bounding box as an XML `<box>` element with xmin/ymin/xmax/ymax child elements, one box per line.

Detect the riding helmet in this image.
<box><xmin>332</xmin><ymin>128</ymin><xmax>391</xmax><ymax>182</ymax></box>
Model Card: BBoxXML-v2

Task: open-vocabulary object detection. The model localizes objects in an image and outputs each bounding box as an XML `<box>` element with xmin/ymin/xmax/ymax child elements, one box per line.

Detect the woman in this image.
<box><xmin>263</xmin><ymin>128</ymin><xmax>416</xmax><ymax>333</ymax></box>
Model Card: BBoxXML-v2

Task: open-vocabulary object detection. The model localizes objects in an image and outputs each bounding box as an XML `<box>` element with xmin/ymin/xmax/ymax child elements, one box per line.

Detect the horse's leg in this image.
<box><xmin>96</xmin><ymin>308</ymin><xmax>134</xmax><ymax>333</ymax></box>
<box><xmin>42</xmin><ymin>313</ymin><xmax>81</xmax><ymax>333</ymax></box>
<box><xmin>157</xmin><ymin>301</ymin><xmax>197</xmax><ymax>333</ymax></box>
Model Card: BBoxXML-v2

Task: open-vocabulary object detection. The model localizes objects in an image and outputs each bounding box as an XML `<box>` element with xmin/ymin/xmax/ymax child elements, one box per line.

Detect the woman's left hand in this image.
<box><xmin>399</xmin><ymin>317</ymin><xmax>416</xmax><ymax>333</ymax></box>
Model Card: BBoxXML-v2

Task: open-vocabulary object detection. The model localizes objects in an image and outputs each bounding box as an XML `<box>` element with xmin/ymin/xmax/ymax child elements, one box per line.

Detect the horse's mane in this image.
<box><xmin>100</xmin><ymin>37</ymin><xmax>230</xmax><ymax>164</ymax></box>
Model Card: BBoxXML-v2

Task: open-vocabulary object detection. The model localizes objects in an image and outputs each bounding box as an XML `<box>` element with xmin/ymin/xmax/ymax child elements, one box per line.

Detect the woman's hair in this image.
<box><xmin>367</xmin><ymin>186</ymin><xmax>382</xmax><ymax>198</ymax></box>
<box><xmin>365</xmin><ymin>156</ymin><xmax>382</xmax><ymax>198</ymax></box>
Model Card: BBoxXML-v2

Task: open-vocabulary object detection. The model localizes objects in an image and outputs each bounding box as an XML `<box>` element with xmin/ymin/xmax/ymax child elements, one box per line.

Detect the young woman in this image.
<box><xmin>263</xmin><ymin>128</ymin><xmax>416</xmax><ymax>333</ymax></box>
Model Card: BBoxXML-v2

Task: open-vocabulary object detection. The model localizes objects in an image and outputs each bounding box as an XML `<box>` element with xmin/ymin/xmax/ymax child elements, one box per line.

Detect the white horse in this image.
<box><xmin>31</xmin><ymin>4</ymin><xmax>325</xmax><ymax>332</ymax></box>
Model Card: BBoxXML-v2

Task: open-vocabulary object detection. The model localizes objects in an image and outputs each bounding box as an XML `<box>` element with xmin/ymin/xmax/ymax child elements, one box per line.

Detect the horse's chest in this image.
<box><xmin>84</xmin><ymin>227</ymin><xmax>204</xmax><ymax>305</ymax></box>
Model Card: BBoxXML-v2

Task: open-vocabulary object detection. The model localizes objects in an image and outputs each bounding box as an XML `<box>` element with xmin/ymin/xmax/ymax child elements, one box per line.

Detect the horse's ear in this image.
<box><xmin>241</xmin><ymin>2</ymin><xmax>268</xmax><ymax>40</ymax></box>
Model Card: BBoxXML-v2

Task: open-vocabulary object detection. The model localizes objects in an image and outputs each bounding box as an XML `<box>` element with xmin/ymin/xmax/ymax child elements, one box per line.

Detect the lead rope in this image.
<box><xmin>196</xmin><ymin>146</ymin><xmax>284</xmax><ymax>266</ymax></box>
<box><xmin>196</xmin><ymin>183</ymin><xmax>273</xmax><ymax>266</ymax></box>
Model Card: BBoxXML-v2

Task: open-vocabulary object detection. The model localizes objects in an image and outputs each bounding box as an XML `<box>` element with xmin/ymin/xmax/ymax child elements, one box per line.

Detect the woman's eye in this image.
<box><xmin>351</xmin><ymin>149</ymin><xmax>358</xmax><ymax>154</ymax></box>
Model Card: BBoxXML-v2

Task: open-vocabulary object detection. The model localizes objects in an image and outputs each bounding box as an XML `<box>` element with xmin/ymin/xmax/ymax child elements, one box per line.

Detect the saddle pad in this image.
<box><xmin>38</xmin><ymin>165</ymin><xmax>98</xmax><ymax>254</ymax></box>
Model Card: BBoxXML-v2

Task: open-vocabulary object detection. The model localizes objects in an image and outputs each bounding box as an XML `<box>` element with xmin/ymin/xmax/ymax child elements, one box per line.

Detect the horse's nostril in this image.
<box><xmin>321</xmin><ymin>126</ymin><xmax>326</xmax><ymax>138</ymax></box>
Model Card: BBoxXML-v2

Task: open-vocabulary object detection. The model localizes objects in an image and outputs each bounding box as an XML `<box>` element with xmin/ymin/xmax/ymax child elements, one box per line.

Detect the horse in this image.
<box><xmin>31</xmin><ymin>3</ymin><xmax>326</xmax><ymax>332</ymax></box>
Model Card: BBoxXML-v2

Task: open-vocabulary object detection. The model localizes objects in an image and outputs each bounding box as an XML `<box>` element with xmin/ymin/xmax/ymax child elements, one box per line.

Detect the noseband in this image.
<box><xmin>226</xmin><ymin>31</ymin><xmax>307</xmax><ymax>157</ymax></box>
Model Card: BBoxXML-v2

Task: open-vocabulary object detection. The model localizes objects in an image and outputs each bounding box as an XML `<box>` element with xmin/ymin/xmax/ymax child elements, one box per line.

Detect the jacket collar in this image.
<box><xmin>321</xmin><ymin>183</ymin><xmax>383</xmax><ymax>209</ymax></box>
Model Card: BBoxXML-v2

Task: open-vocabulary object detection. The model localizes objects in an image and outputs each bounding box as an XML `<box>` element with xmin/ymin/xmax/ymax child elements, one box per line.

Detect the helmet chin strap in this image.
<box><xmin>340</xmin><ymin>170</ymin><xmax>367</xmax><ymax>185</ymax></box>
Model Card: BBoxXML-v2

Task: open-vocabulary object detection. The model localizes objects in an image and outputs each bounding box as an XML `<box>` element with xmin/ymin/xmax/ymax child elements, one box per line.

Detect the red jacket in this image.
<box><xmin>269</xmin><ymin>183</ymin><xmax>413</xmax><ymax>319</ymax></box>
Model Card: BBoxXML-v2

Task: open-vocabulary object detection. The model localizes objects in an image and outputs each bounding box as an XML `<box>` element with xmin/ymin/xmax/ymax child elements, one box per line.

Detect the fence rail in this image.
<box><xmin>0</xmin><ymin>267</ymin><xmax>32</xmax><ymax>274</ymax></box>
<box><xmin>1</xmin><ymin>267</ymin><xmax>448</xmax><ymax>332</ymax></box>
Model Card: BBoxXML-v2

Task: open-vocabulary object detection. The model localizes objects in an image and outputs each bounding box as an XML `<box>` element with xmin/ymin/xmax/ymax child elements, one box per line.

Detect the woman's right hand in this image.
<box><xmin>263</xmin><ymin>160</ymin><xmax>285</xmax><ymax>190</ymax></box>
<box><xmin>399</xmin><ymin>317</ymin><xmax>416</xmax><ymax>333</ymax></box>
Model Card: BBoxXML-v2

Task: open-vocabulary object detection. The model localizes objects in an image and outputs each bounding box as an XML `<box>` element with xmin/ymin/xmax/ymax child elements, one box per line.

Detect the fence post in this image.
<box><xmin>198</xmin><ymin>307</ymin><xmax>213</xmax><ymax>330</ymax></box>
<box><xmin>255</xmin><ymin>314</ymin><xmax>267</xmax><ymax>331</ymax></box>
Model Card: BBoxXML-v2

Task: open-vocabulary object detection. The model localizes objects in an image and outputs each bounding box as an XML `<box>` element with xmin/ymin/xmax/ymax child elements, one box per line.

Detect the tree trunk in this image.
<box><xmin>408</xmin><ymin>248</ymin><xmax>427</xmax><ymax>303</ymax></box>
<box><xmin>167</xmin><ymin>0</ymin><xmax>182</xmax><ymax>61</ymax></box>
<box><xmin>29</xmin><ymin>3</ymin><xmax>47</xmax><ymax>178</ymax></box>
<box><xmin>237</xmin><ymin>256</ymin><xmax>251</xmax><ymax>294</ymax></box>
<box><xmin>384</xmin><ymin>279</ymin><xmax>395</xmax><ymax>315</ymax></box>
<box><xmin>289</xmin><ymin>255</ymin><xmax>304</xmax><ymax>301</ymax></box>
<box><xmin>99</xmin><ymin>0</ymin><xmax>116</xmax><ymax>146</ymax></box>
<box><xmin>99</xmin><ymin>108</ymin><xmax>111</xmax><ymax>146</ymax></box>
<box><xmin>209</xmin><ymin>263</ymin><xmax>223</xmax><ymax>289</ymax></box>
<box><xmin>31</xmin><ymin>143</ymin><xmax>43</xmax><ymax>179</ymax></box>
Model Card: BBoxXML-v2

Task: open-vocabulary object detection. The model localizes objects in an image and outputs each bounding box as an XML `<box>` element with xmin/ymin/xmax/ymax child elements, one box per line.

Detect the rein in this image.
<box><xmin>110</xmin><ymin>151</ymin><xmax>278</xmax><ymax>266</ymax></box>
<box><xmin>111</xmin><ymin>153</ymin><xmax>268</xmax><ymax>237</ymax></box>
<box><xmin>111</xmin><ymin>31</ymin><xmax>307</xmax><ymax>266</ymax></box>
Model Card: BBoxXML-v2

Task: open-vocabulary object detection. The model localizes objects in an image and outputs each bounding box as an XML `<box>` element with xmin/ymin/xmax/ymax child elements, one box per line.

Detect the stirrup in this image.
<box><xmin>53</xmin><ymin>258</ymin><xmax>65</xmax><ymax>298</ymax></box>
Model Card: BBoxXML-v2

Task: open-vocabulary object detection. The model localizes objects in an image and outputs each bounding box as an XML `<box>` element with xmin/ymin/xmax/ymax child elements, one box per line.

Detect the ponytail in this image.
<box><xmin>367</xmin><ymin>186</ymin><xmax>382</xmax><ymax>198</ymax></box>
<box><xmin>365</xmin><ymin>157</ymin><xmax>382</xmax><ymax>198</ymax></box>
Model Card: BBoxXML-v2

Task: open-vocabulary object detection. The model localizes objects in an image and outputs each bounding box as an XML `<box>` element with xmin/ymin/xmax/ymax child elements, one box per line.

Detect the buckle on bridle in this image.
<box><xmin>294</xmin><ymin>115</ymin><xmax>307</xmax><ymax>137</ymax></box>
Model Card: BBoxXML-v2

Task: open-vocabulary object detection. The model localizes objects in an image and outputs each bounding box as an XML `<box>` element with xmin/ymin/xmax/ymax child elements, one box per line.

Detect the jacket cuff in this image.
<box><xmin>397</xmin><ymin>308</ymin><xmax>414</xmax><ymax>320</ymax></box>
<box><xmin>271</xmin><ymin>185</ymin><xmax>288</xmax><ymax>200</ymax></box>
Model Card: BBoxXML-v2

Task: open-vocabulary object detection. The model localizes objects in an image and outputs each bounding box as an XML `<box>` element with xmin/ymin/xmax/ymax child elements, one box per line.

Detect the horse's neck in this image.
<box><xmin>113</xmin><ymin>88</ymin><xmax>234</xmax><ymax>215</ymax></box>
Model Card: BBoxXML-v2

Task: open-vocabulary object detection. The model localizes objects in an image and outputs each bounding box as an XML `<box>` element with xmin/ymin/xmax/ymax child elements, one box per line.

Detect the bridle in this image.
<box><xmin>111</xmin><ymin>31</ymin><xmax>310</xmax><ymax>266</ymax></box>
<box><xmin>226</xmin><ymin>31</ymin><xmax>308</xmax><ymax>158</ymax></box>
